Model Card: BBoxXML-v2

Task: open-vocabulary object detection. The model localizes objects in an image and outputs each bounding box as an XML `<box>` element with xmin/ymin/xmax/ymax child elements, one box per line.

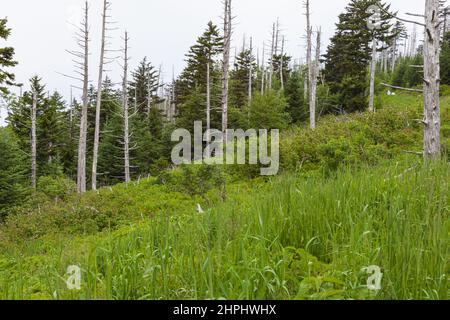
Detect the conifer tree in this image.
<box><xmin>323</xmin><ymin>0</ymin><xmax>395</xmax><ymax>112</ymax></box>
<box><xmin>0</xmin><ymin>18</ymin><xmax>17</xmax><ymax>95</ymax></box>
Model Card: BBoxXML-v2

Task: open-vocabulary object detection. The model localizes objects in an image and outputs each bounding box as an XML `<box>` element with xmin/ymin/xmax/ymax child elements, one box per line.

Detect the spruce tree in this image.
<box><xmin>323</xmin><ymin>0</ymin><xmax>395</xmax><ymax>112</ymax></box>
<box><xmin>441</xmin><ymin>31</ymin><xmax>450</xmax><ymax>85</ymax></box>
<box><xmin>230</xmin><ymin>47</ymin><xmax>257</xmax><ymax>108</ymax></box>
<box><xmin>176</xmin><ymin>23</ymin><xmax>223</xmax><ymax>130</ymax></box>
<box><xmin>0</xmin><ymin>127</ymin><xmax>28</xmax><ymax>219</ymax></box>
<box><xmin>0</xmin><ymin>18</ymin><xmax>17</xmax><ymax>95</ymax></box>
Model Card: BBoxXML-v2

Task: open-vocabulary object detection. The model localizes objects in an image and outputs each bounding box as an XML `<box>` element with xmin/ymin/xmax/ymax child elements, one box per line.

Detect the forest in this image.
<box><xmin>0</xmin><ymin>0</ymin><xmax>449</xmax><ymax>301</ymax></box>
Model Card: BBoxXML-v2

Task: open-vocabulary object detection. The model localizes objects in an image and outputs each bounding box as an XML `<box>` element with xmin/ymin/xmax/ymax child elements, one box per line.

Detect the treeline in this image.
<box><xmin>0</xmin><ymin>0</ymin><xmax>449</xmax><ymax>218</ymax></box>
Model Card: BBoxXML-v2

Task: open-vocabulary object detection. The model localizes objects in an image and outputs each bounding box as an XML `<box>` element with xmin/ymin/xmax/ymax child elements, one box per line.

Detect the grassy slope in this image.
<box><xmin>0</xmin><ymin>93</ymin><xmax>448</xmax><ymax>300</ymax></box>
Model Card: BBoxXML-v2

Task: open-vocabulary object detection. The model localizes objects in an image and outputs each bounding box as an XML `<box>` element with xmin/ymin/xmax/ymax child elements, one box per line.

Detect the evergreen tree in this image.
<box><xmin>0</xmin><ymin>127</ymin><xmax>28</xmax><ymax>219</ymax></box>
<box><xmin>128</xmin><ymin>58</ymin><xmax>161</xmax><ymax>116</ymax></box>
<box><xmin>441</xmin><ymin>31</ymin><xmax>450</xmax><ymax>85</ymax></box>
<box><xmin>8</xmin><ymin>77</ymin><xmax>70</xmax><ymax>177</ymax></box>
<box><xmin>284</xmin><ymin>67</ymin><xmax>307</xmax><ymax>123</ymax></box>
<box><xmin>230</xmin><ymin>47</ymin><xmax>257</xmax><ymax>108</ymax></box>
<box><xmin>323</xmin><ymin>0</ymin><xmax>395</xmax><ymax>112</ymax></box>
<box><xmin>0</xmin><ymin>18</ymin><xmax>18</xmax><ymax>95</ymax></box>
<box><xmin>176</xmin><ymin>22</ymin><xmax>223</xmax><ymax>127</ymax></box>
<box><xmin>248</xmin><ymin>91</ymin><xmax>290</xmax><ymax>130</ymax></box>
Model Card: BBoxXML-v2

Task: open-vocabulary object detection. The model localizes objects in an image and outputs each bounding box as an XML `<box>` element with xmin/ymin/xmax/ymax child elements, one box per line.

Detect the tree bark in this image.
<box><xmin>123</xmin><ymin>32</ymin><xmax>131</xmax><ymax>183</ymax></box>
<box><xmin>423</xmin><ymin>0</ymin><xmax>441</xmax><ymax>159</ymax></box>
<box><xmin>92</xmin><ymin>0</ymin><xmax>109</xmax><ymax>191</ymax></box>
<box><xmin>305</xmin><ymin>0</ymin><xmax>315</xmax><ymax>129</ymax></box>
<box><xmin>248</xmin><ymin>37</ymin><xmax>253</xmax><ymax>103</ymax></box>
<box><xmin>31</xmin><ymin>90</ymin><xmax>37</xmax><ymax>190</ymax></box>
<box><xmin>206</xmin><ymin>61</ymin><xmax>211</xmax><ymax>141</ymax></box>
<box><xmin>222</xmin><ymin>0</ymin><xmax>232</xmax><ymax>134</ymax></box>
<box><xmin>369</xmin><ymin>36</ymin><xmax>377</xmax><ymax>112</ymax></box>
<box><xmin>77</xmin><ymin>2</ymin><xmax>89</xmax><ymax>194</ymax></box>
<box><xmin>309</xmin><ymin>29</ymin><xmax>321</xmax><ymax>129</ymax></box>
<box><xmin>280</xmin><ymin>36</ymin><xmax>285</xmax><ymax>91</ymax></box>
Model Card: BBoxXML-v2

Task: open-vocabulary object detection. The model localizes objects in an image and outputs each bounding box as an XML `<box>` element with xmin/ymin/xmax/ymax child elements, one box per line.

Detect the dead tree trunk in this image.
<box><xmin>268</xmin><ymin>22</ymin><xmax>276</xmax><ymax>90</ymax></box>
<box><xmin>261</xmin><ymin>42</ymin><xmax>265</xmax><ymax>94</ymax></box>
<box><xmin>280</xmin><ymin>36</ymin><xmax>285</xmax><ymax>91</ymax></box>
<box><xmin>309</xmin><ymin>29</ymin><xmax>321</xmax><ymax>129</ymax></box>
<box><xmin>248</xmin><ymin>37</ymin><xmax>253</xmax><ymax>103</ymax></box>
<box><xmin>222</xmin><ymin>0</ymin><xmax>232</xmax><ymax>134</ymax></box>
<box><xmin>369</xmin><ymin>36</ymin><xmax>377</xmax><ymax>112</ymax></box>
<box><xmin>423</xmin><ymin>0</ymin><xmax>441</xmax><ymax>159</ymax></box>
<box><xmin>206</xmin><ymin>61</ymin><xmax>211</xmax><ymax>140</ymax></box>
<box><xmin>305</xmin><ymin>0</ymin><xmax>315</xmax><ymax>129</ymax></box>
<box><xmin>92</xmin><ymin>0</ymin><xmax>110</xmax><ymax>191</ymax></box>
<box><xmin>122</xmin><ymin>32</ymin><xmax>131</xmax><ymax>183</ymax></box>
<box><xmin>31</xmin><ymin>90</ymin><xmax>37</xmax><ymax>190</ymax></box>
<box><xmin>76</xmin><ymin>2</ymin><xmax>90</xmax><ymax>194</ymax></box>
<box><xmin>391</xmin><ymin>36</ymin><xmax>397</xmax><ymax>73</ymax></box>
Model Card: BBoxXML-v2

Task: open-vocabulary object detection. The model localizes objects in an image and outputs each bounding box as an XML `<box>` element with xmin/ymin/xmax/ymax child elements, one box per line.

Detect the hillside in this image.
<box><xmin>0</xmin><ymin>93</ymin><xmax>448</xmax><ymax>300</ymax></box>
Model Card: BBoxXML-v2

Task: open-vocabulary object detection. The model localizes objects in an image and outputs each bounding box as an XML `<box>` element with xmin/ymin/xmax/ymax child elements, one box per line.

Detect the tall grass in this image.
<box><xmin>1</xmin><ymin>158</ymin><xmax>448</xmax><ymax>300</ymax></box>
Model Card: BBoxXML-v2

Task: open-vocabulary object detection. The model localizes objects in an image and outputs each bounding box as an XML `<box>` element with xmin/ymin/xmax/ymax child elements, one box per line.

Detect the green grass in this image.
<box><xmin>0</xmin><ymin>93</ymin><xmax>448</xmax><ymax>300</ymax></box>
<box><xmin>0</xmin><ymin>157</ymin><xmax>448</xmax><ymax>300</ymax></box>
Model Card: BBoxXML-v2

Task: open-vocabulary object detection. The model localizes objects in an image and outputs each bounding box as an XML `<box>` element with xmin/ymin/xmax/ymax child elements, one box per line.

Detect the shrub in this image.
<box><xmin>37</xmin><ymin>176</ymin><xmax>76</xmax><ymax>201</ymax></box>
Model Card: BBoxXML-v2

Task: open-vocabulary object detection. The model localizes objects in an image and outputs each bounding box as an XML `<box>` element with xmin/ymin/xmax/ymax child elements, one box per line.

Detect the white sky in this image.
<box><xmin>0</xmin><ymin>0</ymin><xmax>426</xmax><ymax>125</ymax></box>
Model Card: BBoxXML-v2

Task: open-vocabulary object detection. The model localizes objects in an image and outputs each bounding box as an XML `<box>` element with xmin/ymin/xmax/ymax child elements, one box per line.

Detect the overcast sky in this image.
<box><xmin>0</xmin><ymin>0</ymin><xmax>425</xmax><ymax>125</ymax></box>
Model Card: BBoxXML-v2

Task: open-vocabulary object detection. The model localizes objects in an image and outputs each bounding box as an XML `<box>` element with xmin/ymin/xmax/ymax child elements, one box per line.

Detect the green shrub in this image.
<box><xmin>37</xmin><ymin>176</ymin><xmax>76</xmax><ymax>201</ymax></box>
<box><xmin>159</xmin><ymin>164</ymin><xmax>226</xmax><ymax>199</ymax></box>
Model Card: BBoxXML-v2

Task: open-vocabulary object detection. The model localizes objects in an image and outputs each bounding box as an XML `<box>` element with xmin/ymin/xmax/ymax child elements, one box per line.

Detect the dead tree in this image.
<box><xmin>380</xmin><ymin>0</ymin><xmax>443</xmax><ymax>159</ymax></box>
<box><xmin>261</xmin><ymin>42</ymin><xmax>265</xmax><ymax>94</ymax></box>
<box><xmin>305</xmin><ymin>0</ymin><xmax>315</xmax><ymax>129</ymax></box>
<box><xmin>309</xmin><ymin>29</ymin><xmax>321</xmax><ymax>129</ymax></box>
<box><xmin>66</xmin><ymin>1</ymin><xmax>90</xmax><ymax>194</ymax></box>
<box><xmin>122</xmin><ymin>32</ymin><xmax>131</xmax><ymax>183</ymax></box>
<box><xmin>268</xmin><ymin>21</ymin><xmax>278</xmax><ymax>90</ymax></box>
<box><xmin>221</xmin><ymin>0</ymin><xmax>232</xmax><ymax>134</ymax></box>
<box><xmin>423</xmin><ymin>0</ymin><xmax>442</xmax><ymax>159</ymax></box>
<box><xmin>248</xmin><ymin>37</ymin><xmax>253</xmax><ymax>103</ymax></box>
<box><xmin>369</xmin><ymin>35</ymin><xmax>377</xmax><ymax>112</ymax></box>
<box><xmin>92</xmin><ymin>0</ymin><xmax>113</xmax><ymax>191</ymax></box>
<box><xmin>31</xmin><ymin>89</ymin><xmax>37</xmax><ymax>190</ymax></box>
<box><xmin>206</xmin><ymin>51</ymin><xmax>212</xmax><ymax>141</ymax></box>
<box><xmin>279</xmin><ymin>36</ymin><xmax>285</xmax><ymax>91</ymax></box>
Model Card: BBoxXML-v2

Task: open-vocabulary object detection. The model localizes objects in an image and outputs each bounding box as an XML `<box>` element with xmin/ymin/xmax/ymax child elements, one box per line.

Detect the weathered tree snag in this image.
<box><xmin>122</xmin><ymin>32</ymin><xmax>131</xmax><ymax>183</ymax></box>
<box><xmin>77</xmin><ymin>2</ymin><xmax>89</xmax><ymax>194</ymax></box>
<box><xmin>369</xmin><ymin>36</ymin><xmax>377</xmax><ymax>112</ymax></box>
<box><xmin>92</xmin><ymin>0</ymin><xmax>110</xmax><ymax>191</ymax></box>
<box><xmin>248</xmin><ymin>37</ymin><xmax>253</xmax><ymax>103</ymax></box>
<box><xmin>423</xmin><ymin>0</ymin><xmax>441</xmax><ymax>159</ymax></box>
<box><xmin>31</xmin><ymin>90</ymin><xmax>37</xmax><ymax>190</ymax></box>
<box><xmin>309</xmin><ymin>29</ymin><xmax>321</xmax><ymax>129</ymax></box>
<box><xmin>222</xmin><ymin>0</ymin><xmax>232</xmax><ymax>134</ymax></box>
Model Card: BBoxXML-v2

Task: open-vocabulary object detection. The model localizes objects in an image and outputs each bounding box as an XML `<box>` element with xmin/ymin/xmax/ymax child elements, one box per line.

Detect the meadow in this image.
<box><xmin>0</xmin><ymin>93</ymin><xmax>448</xmax><ymax>300</ymax></box>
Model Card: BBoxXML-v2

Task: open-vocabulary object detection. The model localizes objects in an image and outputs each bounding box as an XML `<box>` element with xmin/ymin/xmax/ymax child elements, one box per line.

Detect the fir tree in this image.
<box><xmin>0</xmin><ymin>18</ymin><xmax>18</xmax><ymax>95</ymax></box>
<box><xmin>441</xmin><ymin>31</ymin><xmax>450</xmax><ymax>85</ymax></box>
<box><xmin>0</xmin><ymin>127</ymin><xmax>28</xmax><ymax>219</ymax></box>
<box><xmin>323</xmin><ymin>0</ymin><xmax>396</xmax><ymax>112</ymax></box>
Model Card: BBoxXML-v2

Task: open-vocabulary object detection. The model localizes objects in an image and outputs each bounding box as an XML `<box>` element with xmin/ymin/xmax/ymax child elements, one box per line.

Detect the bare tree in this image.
<box><xmin>261</xmin><ymin>42</ymin><xmax>265</xmax><ymax>94</ymax></box>
<box><xmin>369</xmin><ymin>35</ymin><xmax>377</xmax><ymax>112</ymax></box>
<box><xmin>423</xmin><ymin>0</ymin><xmax>442</xmax><ymax>159</ymax></box>
<box><xmin>310</xmin><ymin>29</ymin><xmax>321</xmax><ymax>129</ymax></box>
<box><xmin>206</xmin><ymin>53</ymin><xmax>212</xmax><ymax>141</ymax></box>
<box><xmin>31</xmin><ymin>89</ymin><xmax>37</xmax><ymax>190</ymax></box>
<box><xmin>221</xmin><ymin>0</ymin><xmax>232</xmax><ymax>134</ymax></box>
<box><xmin>122</xmin><ymin>32</ymin><xmax>131</xmax><ymax>183</ymax></box>
<box><xmin>305</xmin><ymin>0</ymin><xmax>316</xmax><ymax>129</ymax></box>
<box><xmin>66</xmin><ymin>1</ymin><xmax>90</xmax><ymax>194</ymax></box>
<box><xmin>92</xmin><ymin>0</ymin><xmax>113</xmax><ymax>191</ymax></box>
<box><xmin>379</xmin><ymin>0</ymin><xmax>443</xmax><ymax>159</ymax></box>
<box><xmin>279</xmin><ymin>36</ymin><xmax>285</xmax><ymax>91</ymax></box>
<box><xmin>248</xmin><ymin>37</ymin><xmax>253</xmax><ymax>103</ymax></box>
